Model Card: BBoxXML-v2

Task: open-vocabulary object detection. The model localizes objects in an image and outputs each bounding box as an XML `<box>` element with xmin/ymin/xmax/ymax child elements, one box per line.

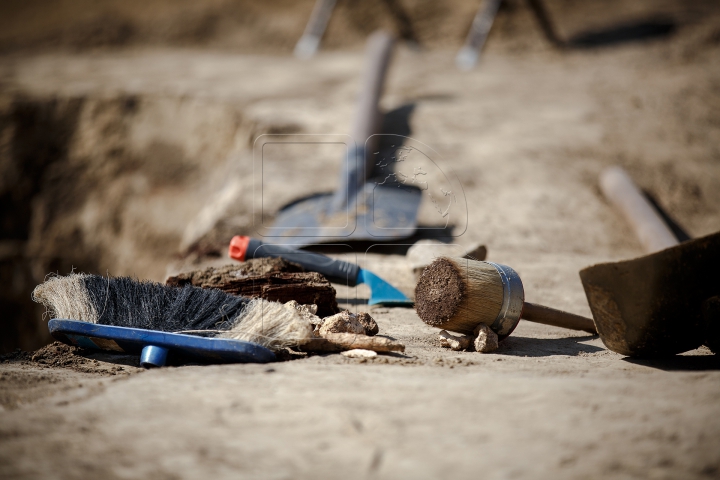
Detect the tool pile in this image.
<box><xmin>27</xmin><ymin>26</ymin><xmax>718</xmax><ymax>369</ymax></box>
<box><xmin>408</xmin><ymin>166</ymin><xmax>719</xmax><ymax>358</ymax></box>
<box><xmin>32</xmin><ymin>271</ymin><xmax>403</xmax><ymax>367</ymax></box>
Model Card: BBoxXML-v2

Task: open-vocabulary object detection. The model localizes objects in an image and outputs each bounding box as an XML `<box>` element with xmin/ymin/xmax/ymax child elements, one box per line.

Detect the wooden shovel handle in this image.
<box><xmin>330</xmin><ymin>31</ymin><xmax>395</xmax><ymax>211</ymax></box>
<box><xmin>352</xmin><ymin>30</ymin><xmax>395</xmax><ymax>178</ymax></box>
<box><xmin>522</xmin><ymin>302</ymin><xmax>597</xmax><ymax>335</ymax></box>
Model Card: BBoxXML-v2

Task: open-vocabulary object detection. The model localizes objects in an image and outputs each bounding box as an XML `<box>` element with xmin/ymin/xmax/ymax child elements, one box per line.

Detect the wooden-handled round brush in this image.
<box><xmin>414</xmin><ymin>257</ymin><xmax>597</xmax><ymax>339</ymax></box>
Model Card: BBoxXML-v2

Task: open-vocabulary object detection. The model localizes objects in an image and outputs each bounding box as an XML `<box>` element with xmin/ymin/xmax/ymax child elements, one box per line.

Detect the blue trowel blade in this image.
<box><xmin>357</xmin><ymin>269</ymin><xmax>413</xmax><ymax>306</ymax></box>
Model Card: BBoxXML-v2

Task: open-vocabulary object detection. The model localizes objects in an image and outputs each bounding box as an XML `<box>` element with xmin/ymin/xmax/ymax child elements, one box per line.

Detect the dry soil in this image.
<box><xmin>1</xmin><ymin>0</ymin><xmax>720</xmax><ymax>478</ymax></box>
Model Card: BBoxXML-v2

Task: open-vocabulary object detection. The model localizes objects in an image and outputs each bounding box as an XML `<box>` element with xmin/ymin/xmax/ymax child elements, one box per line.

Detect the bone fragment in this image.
<box><xmin>302</xmin><ymin>333</ymin><xmax>404</xmax><ymax>353</ymax></box>
<box><xmin>341</xmin><ymin>349</ymin><xmax>378</xmax><ymax>358</ymax></box>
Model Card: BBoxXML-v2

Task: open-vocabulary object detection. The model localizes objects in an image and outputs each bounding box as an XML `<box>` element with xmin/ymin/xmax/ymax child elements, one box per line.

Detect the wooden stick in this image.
<box><xmin>522</xmin><ymin>302</ymin><xmax>597</xmax><ymax>335</ymax></box>
<box><xmin>301</xmin><ymin>333</ymin><xmax>405</xmax><ymax>353</ymax></box>
<box><xmin>600</xmin><ymin>166</ymin><xmax>679</xmax><ymax>253</ymax></box>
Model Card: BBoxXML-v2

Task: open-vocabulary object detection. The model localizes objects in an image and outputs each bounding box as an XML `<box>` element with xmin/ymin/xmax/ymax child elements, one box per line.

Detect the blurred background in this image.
<box><xmin>1</xmin><ymin>0</ymin><xmax>719</xmax><ymax>353</ymax></box>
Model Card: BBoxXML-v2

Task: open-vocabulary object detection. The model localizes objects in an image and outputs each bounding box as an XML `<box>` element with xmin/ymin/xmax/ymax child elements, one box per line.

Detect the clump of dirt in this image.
<box><xmin>166</xmin><ymin>258</ymin><xmax>304</xmax><ymax>287</ymax></box>
<box><xmin>167</xmin><ymin>259</ymin><xmax>340</xmax><ymax>317</ymax></box>
<box><xmin>1</xmin><ymin>342</ymin><xmax>140</xmax><ymax>374</ymax></box>
<box><xmin>2</xmin><ymin>342</ymin><xmax>87</xmax><ymax>367</ymax></box>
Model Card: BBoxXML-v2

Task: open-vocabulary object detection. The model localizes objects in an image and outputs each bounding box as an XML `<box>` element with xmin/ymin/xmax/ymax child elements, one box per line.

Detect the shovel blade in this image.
<box><xmin>580</xmin><ymin>231</ymin><xmax>720</xmax><ymax>357</ymax></box>
<box><xmin>270</xmin><ymin>182</ymin><xmax>421</xmax><ymax>246</ymax></box>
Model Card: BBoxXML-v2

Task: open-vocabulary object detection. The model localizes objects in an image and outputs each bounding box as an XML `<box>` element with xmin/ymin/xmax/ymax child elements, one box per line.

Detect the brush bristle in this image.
<box><xmin>32</xmin><ymin>274</ymin><xmax>98</xmax><ymax>323</ymax></box>
<box><xmin>33</xmin><ymin>273</ymin><xmax>250</xmax><ymax>331</ymax></box>
<box><xmin>32</xmin><ymin>273</ymin><xmax>317</xmax><ymax>350</ymax></box>
<box><xmin>220</xmin><ymin>299</ymin><xmax>314</xmax><ymax>350</ymax></box>
<box><xmin>414</xmin><ymin>257</ymin><xmax>504</xmax><ymax>334</ymax></box>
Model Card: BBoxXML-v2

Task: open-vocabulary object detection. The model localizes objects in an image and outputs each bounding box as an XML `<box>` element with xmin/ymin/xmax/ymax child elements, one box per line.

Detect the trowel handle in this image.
<box><xmin>229</xmin><ymin>236</ymin><xmax>360</xmax><ymax>286</ymax></box>
<box><xmin>521</xmin><ymin>302</ymin><xmax>597</xmax><ymax>335</ymax></box>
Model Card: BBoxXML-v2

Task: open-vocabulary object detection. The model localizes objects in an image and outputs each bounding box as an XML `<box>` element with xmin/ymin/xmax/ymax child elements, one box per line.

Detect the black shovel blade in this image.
<box><xmin>269</xmin><ymin>182</ymin><xmax>421</xmax><ymax>246</ymax></box>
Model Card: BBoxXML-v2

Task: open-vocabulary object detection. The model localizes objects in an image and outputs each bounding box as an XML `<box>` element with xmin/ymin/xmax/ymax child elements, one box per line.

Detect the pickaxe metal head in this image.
<box><xmin>580</xmin><ymin>231</ymin><xmax>720</xmax><ymax>357</ymax></box>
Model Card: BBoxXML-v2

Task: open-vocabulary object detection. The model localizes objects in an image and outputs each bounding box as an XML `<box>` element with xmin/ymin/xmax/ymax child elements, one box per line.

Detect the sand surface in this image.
<box><xmin>2</xmin><ymin>1</ymin><xmax>720</xmax><ymax>478</ymax></box>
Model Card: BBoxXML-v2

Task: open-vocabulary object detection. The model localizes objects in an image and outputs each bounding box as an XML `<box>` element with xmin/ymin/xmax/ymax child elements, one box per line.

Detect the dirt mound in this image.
<box><xmin>167</xmin><ymin>258</ymin><xmax>304</xmax><ymax>286</ymax></box>
<box><xmin>166</xmin><ymin>259</ymin><xmax>340</xmax><ymax>316</ymax></box>
<box><xmin>1</xmin><ymin>341</ymin><xmax>141</xmax><ymax>374</ymax></box>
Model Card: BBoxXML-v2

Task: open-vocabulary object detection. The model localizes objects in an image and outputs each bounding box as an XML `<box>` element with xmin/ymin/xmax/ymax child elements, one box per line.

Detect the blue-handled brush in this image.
<box><xmin>33</xmin><ymin>274</ymin><xmax>316</xmax><ymax>367</ymax></box>
<box><xmin>229</xmin><ymin>236</ymin><xmax>413</xmax><ymax>307</ymax></box>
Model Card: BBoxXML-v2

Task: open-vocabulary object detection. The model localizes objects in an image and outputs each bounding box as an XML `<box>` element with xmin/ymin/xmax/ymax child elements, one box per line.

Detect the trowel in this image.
<box><xmin>271</xmin><ymin>31</ymin><xmax>422</xmax><ymax>246</ymax></box>
<box><xmin>229</xmin><ymin>235</ymin><xmax>413</xmax><ymax>306</ymax></box>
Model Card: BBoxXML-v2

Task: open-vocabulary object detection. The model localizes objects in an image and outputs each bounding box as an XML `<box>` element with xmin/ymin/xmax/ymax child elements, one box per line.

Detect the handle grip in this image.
<box><xmin>229</xmin><ymin>236</ymin><xmax>360</xmax><ymax>286</ymax></box>
<box><xmin>521</xmin><ymin>302</ymin><xmax>597</xmax><ymax>335</ymax></box>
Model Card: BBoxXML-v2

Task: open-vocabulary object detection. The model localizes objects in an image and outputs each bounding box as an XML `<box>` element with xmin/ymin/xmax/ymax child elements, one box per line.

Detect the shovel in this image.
<box><xmin>271</xmin><ymin>31</ymin><xmax>422</xmax><ymax>246</ymax></box>
<box><xmin>229</xmin><ymin>236</ymin><xmax>413</xmax><ymax>306</ymax></box>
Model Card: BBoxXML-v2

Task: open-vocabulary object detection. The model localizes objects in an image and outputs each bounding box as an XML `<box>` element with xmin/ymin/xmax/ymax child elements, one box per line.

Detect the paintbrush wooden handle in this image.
<box><xmin>521</xmin><ymin>302</ymin><xmax>597</xmax><ymax>335</ymax></box>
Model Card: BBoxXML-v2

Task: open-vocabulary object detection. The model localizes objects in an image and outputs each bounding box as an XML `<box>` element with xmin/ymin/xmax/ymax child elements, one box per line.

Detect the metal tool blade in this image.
<box><xmin>358</xmin><ymin>268</ymin><xmax>413</xmax><ymax>306</ymax></box>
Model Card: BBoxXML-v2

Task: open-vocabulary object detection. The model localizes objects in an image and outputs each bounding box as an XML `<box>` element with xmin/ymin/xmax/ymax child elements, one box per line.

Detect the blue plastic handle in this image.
<box><xmin>140</xmin><ymin>345</ymin><xmax>169</xmax><ymax>368</ymax></box>
<box><xmin>49</xmin><ymin>319</ymin><xmax>276</xmax><ymax>366</ymax></box>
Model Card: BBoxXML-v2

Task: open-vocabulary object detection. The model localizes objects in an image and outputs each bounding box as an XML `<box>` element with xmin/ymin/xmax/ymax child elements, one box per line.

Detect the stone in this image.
<box><xmin>438</xmin><ymin>330</ymin><xmax>472</xmax><ymax>351</ymax></box>
<box><xmin>473</xmin><ymin>324</ymin><xmax>499</xmax><ymax>353</ymax></box>
<box><xmin>355</xmin><ymin>312</ymin><xmax>379</xmax><ymax>336</ymax></box>
<box><xmin>319</xmin><ymin>311</ymin><xmax>365</xmax><ymax>336</ymax></box>
<box><xmin>341</xmin><ymin>349</ymin><xmax>378</xmax><ymax>359</ymax></box>
<box><xmin>285</xmin><ymin>300</ymin><xmax>322</xmax><ymax>327</ymax></box>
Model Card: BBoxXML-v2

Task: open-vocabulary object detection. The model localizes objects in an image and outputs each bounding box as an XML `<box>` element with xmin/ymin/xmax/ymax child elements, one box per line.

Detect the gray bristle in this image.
<box><xmin>81</xmin><ymin>275</ymin><xmax>250</xmax><ymax>332</ymax></box>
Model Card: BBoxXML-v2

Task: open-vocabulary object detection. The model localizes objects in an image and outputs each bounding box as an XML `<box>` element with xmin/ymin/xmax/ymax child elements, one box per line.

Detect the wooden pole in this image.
<box><xmin>600</xmin><ymin>166</ymin><xmax>679</xmax><ymax>253</ymax></box>
<box><xmin>522</xmin><ymin>302</ymin><xmax>597</xmax><ymax>335</ymax></box>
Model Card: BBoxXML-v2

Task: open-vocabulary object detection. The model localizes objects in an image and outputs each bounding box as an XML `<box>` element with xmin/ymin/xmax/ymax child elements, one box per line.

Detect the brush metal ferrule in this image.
<box><xmin>486</xmin><ymin>262</ymin><xmax>524</xmax><ymax>339</ymax></box>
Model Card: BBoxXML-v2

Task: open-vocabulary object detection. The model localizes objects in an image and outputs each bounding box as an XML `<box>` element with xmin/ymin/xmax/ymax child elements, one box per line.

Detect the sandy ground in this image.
<box><xmin>2</xmin><ymin>2</ymin><xmax>720</xmax><ymax>478</ymax></box>
<box><xmin>1</xmin><ymin>316</ymin><xmax>719</xmax><ymax>479</ymax></box>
